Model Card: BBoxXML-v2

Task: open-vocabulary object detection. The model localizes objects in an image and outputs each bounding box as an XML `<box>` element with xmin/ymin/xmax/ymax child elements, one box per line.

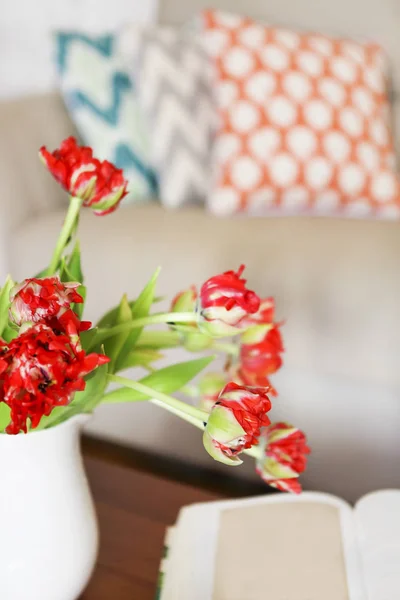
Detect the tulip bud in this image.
<box><xmin>241</xmin><ymin>323</ymin><xmax>283</xmax><ymax>350</ymax></box>
<box><xmin>268</xmin><ymin>479</ymin><xmax>303</xmax><ymax>493</ymax></box>
<box><xmin>240</xmin><ymin>324</ymin><xmax>273</xmax><ymax>345</ymax></box>
<box><xmin>239</xmin><ymin>323</ymin><xmax>284</xmax><ymax>387</ymax></box>
<box><xmin>9</xmin><ymin>277</ymin><xmax>82</xmax><ymax>328</ymax></box>
<box><xmin>86</xmin><ymin>159</ymin><xmax>127</xmax><ymax>215</ymax></box>
<box><xmin>198</xmin><ymin>265</ymin><xmax>260</xmax><ymax>338</ymax></box>
<box><xmin>68</xmin><ymin>163</ymin><xmax>97</xmax><ymax>201</ymax></box>
<box><xmin>203</xmin><ymin>382</ymin><xmax>271</xmax><ymax>466</ymax></box>
<box><xmin>39</xmin><ymin>137</ymin><xmax>128</xmax><ymax>216</ymax></box>
<box><xmin>203</xmin><ymin>406</ymin><xmax>247</xmax><ymax>466</ymax></box>
<box><xmin>240</xmin><ymin>297</ymin><xmax>276</xmax><ymax>328</ymax></box>
<box><xmin>198</xmin><ymin>372</ymin><xmax>227</xmax><ymax>413</ymax></box>
<box><xmin>229</xmin><ymin>365</ymin><xmax>278</xmax><ymax>396</ymax></box>
<box><xmin>256</xmin><ymin>423</ymin><xmax>310</xmax><ymax>493</ymax></box>
<box><xmin>171</xmin><ymin>287</ymin><xmax>197</xmax><ymax>313</ymax></box>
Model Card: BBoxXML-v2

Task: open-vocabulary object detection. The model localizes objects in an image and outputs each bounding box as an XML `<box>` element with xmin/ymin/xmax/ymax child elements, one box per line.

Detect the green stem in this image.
<box><xmin>212</xmin><ymin>342</ymin><xmax>239</xmax><ymax>356</ymax></box>
<box><xmin>107</xmin><ymin>374</ymin><xmax>260</xmax><ymax>461</ymax></box>
<box><xmin>150</xmin><ymin>398</ymin><xmax>205</xmax><ymax>431</ymax></box>
<box><xmin>107</xmin><ymin>374</ymin><xmax>209</xmax><ymax>422</ymax></box>
<box><xmin>47</xmin><ymin>196</ymin><xmax>83</xmax><ymax>275</ymax></box>
<box><xmin>137</xmin><ymin>329</ymin><xmax>181</xmax><ymax>349</ymax></box>
<box><xmin>150</xmin><ymin>398</ymin><xmax>262</xmax><ymax>459</ymax></box>
<box><xmin>148</xmin><ymin>396</ymin><xmax>260</xmax><ymax>460</ymax></box>
<box><xmin>122</xmin><ymin>311</ymin><xmax>196</xmax><ymax>328</ymax></box>
<box><xmin>91</xmin><ymin>312</ymin><xmax>198</xmax><ymax>349</ymax></box>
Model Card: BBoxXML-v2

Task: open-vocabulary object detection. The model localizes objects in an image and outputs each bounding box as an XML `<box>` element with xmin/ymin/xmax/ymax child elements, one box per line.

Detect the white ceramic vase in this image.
<box><xmin>0</xmin><ymin>415</ymin><xmax>98</xmax><ymax>600</ymax></box>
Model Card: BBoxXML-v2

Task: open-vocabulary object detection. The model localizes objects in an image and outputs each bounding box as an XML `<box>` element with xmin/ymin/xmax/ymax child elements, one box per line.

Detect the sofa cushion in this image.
<box><xmin>197</xmin><ymin>9</ymin><xmax>400</xmax><ymax>218</ymax></box>
<box><xmin>160</xmin><ymin>0</ymin><xmax>400</xmax><ymax>134</ymax></box>
<box><xmin>119</xmin><ymin>25</ymin><xmax>215</xmax><ymax>209</ymax></box>
<box><xmin>55</xmin><ymin>31</ymin><xmax>157</xmax><ymax>203</ymax></box>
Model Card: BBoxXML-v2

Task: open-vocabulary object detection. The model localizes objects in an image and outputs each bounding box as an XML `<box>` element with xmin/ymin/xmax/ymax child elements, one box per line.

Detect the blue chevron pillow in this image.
<box><xmin>55</xmin><ymin>32</ymin><xmax>157</xmax><ymax>204</ymax></box>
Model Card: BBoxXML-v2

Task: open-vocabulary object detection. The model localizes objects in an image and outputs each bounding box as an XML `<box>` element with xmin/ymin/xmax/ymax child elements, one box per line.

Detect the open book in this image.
<box><xmin>158</xmin><ymin>490</ymin><xmax>400</xmax><ymax>600</ymax></box>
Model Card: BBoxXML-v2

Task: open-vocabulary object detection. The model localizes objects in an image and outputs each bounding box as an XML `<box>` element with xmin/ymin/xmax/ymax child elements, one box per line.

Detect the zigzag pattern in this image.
<box><xmin>67</xmin><ymin>71</ymin><xmax>132</xmax><ymax>127</ymax></box>
<box><xmin>57</xmin><ymin>33</ymin><xmax>114</xmax><ymax>74</ymax></box>
<box><xmin>56</xmin><ymin>32</ymin><xmax>157</xmax><ymax>200</ymax></box>
<box><xmin>114</xmin><ymin>144</ymin><xmax>158</xmax><ymax>193</ymax></box>
<box><xmin>137</xmin><ymin>31</ymin><xmax>214</xmax><ymax>207</ymax></box>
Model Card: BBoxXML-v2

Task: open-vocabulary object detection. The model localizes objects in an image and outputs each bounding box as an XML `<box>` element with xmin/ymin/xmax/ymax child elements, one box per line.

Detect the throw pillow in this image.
<box><xmin>197</xmin><ymin>10</ymin><xmax>400</xmax><ymax>218</ymax></box>
<box><xmin>119</xmin><ymin>26</ymin><xmax>215</xmax><ymax>208</ymax></box>
<box><xmin>55</xmin><ymin>32</ymin><xmax>157</xmax><ymax>204</ymax></box>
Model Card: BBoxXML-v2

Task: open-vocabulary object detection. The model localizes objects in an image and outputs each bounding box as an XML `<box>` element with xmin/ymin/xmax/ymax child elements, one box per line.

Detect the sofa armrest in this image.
<box><xmin>0</xmin><ymin>92</ymin><xmax>75</xmax><ymax>280</ymax></box>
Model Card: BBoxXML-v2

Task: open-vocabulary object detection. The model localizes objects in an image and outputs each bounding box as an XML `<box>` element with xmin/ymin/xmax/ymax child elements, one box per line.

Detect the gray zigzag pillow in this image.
<box><xmin>120</xmin><ymin>27</ymin><xmax>216</xmax><ymax>208</ymax></box>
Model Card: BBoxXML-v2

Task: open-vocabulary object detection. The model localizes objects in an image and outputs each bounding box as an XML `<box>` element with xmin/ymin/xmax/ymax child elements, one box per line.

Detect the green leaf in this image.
<box><xmin>88</xmin><ymin>321</ymin><xmax>135</xmax><ymax>349</ymax></box>
<box><xmin>117</xmin><ymin>348</ymin><xmax>163</xmax><ymax>371</ymax></box>
<box><xmin>59</xmin><ymin>257</ymin><xmax>75</xmax><ymax>283</ymax></box>
<box><xmin>67</xmin><ymin>240</ymin><xmax>84</xmax><ymax>283</ymax></box>
<box><xmin>136</xmin><ymin>330</ymin><xmax>181</xmax><ymax>349</ymax></box>
<box><xmin>80</xmin><ymin>327</ymin><xmax>98</xmax><ymax>352</ymax></box>
<box><xmin>0</xmin><ymin>403</ymin><xmax>10</xmax><ymax>433</ymax></box>
<box><xmin>66</xmin><ymin>240</ymin><xmax>86</xmax><ymax>317</ymax></box>
<box><xmin>33</xmin><ymin>266</ymin><xmax>50</xmax><ymax>278</ymax></box>
<box><xmin>57</xmin><ymin>257</ymin><xmax>87</xmax><ymax>318</ymax></box>
<box><xmin>104</xmin><ymin>355</ymin><xmax>214</xmax><ymax>403</ymax></box>
<box><xmin>73</xmin><ymin>359</ymin><xmax>109</xmax><ymax>413</ymax></box>
<box><xmin>74</xmin><ymin>284</ymin><xmax>86</xmax><ymax>319</ymax></box>
<box><xmin>104</xmin><ymin>294</ymin><xmax>132</xmax><ymax>372</ymax></box>
<box><xmin>2</xmin><ymin>325</ymin><xmax>18</xmax><ymax>343</ymax></box>
<box><xmin>96</xmin><ymin>295</ymin><xmax>164</xmax><ymax>328</ymax></box>
<box><xmin>35</xmin><ymin>406</ymin><xmax>66</xmax><ymax>430</ymax></box>
<box><xmin>115</xmin><ymin>268</ymin><xmax>161</xmax><ymax>371</ymax></box>
<box><xmin>0</xmin><ymin>276</ymin><xmax>14</xmax><ymax>337</ymax></box>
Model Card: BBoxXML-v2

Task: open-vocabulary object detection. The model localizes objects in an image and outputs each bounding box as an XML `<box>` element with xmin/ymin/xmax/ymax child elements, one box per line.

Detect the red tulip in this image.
<box><xmin>10</xmin><ymin>277</ymin><xmax>82</xmax><ymax>327</ymax></box>
<box><xmin>256</xmin><ymin>422</ymin><xmax>310</xmax><ymax>493</ymax></box>
<box><xmin>198</xmin><ymin>265</ymin><xmax>260</xmax><ymax>337</ymax></box>
<box><xmin>240</xmin><ymin>324</ymin><xmax>284</xmax><ymax>380</ymax></box>
<box><xmin>0</xmin><ymin>323</ymin><xmax>109</xmax><ymax>434</ymax></box>
<box><xmin>9</xmin><ymin>277</ymin><xmax>91</xmax><ymax>348</ymax></box>
<box><xmin>39</xmin><ymin>137</ymin><xmax>128</xmax><ymax>215</ymax></box>
<box><xmin>203</xmin><ymin>382</ymin><xmax>271</xmax><ymax>465</ymax></box>
<box><xmin>240</xmin><ymin>297</ymin><xmax>276</xmax><ymax>327</ymax></box>
<box><xmin>268</xmin><ymin>479</ymin><xmax>303</xmax><ymax>493</ymax></box>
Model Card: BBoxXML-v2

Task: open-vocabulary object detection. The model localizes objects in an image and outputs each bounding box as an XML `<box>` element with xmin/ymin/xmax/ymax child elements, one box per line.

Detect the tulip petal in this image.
<box><xmin>203</xmin><ymin>431</ymin><xmax>243</xmax><ymax>466</ymax></box>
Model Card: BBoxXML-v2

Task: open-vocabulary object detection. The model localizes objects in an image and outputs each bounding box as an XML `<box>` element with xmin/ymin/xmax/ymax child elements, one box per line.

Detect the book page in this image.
<box><xmin>214</xmin><ymin>502</ymin><xmax>349</xmax><ymax>600</ymax></box>
<box><xmin>167</xmin><ymin>492</ymin><xmax>365</xmax><ymax>600</ymax></box>
<box><xmin>355</xmin><ymin>490</ymin><xmax>400</xmax><ymax>600</ymax></box>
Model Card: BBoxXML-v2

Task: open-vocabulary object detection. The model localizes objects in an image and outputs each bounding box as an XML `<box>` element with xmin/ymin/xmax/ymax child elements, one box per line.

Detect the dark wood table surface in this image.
<box><xmin>80</xmin><ymin>456</ymin><xmax>220</xmax><ymax>599</ymax></box>
<box><xmin>79</xmin><ymin>438</ymin><xmax>269</xmax><ymax>600</ymax></box>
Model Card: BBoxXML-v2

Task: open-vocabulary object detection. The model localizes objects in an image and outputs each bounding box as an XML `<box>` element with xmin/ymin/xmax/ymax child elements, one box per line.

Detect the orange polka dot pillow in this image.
<box><xmin>198</xmin><ymin>9</ymin><xmax>400</xmax><ymax>218</ymax></box>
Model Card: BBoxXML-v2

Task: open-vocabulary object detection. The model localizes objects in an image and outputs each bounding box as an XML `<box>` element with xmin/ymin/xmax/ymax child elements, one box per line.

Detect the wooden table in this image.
<box><xmin>79</xmin><ymin>440</ymin><xmax>268</xmax><ymax>600</ymax></box>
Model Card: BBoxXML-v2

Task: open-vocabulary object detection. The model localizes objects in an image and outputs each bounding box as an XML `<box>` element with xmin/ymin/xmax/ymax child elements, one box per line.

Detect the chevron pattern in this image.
<box><xmin>55</xmin><ymin>32</ymin><xmax>157</xmax><ymax>202</ymax></box>
<box><xmin>67</xmin><ymin>71</ymin><xmax>132</xmax><ymax>127</ymax></box>
<box><xmin>136</xmin><ymin>29</ymin><xmax>215</xmax><ymax>208</ymax></box>
<box><xmin>57</xmin><ymin>33</ymin><xmax>114</xmax><ymax>74</ymax></box>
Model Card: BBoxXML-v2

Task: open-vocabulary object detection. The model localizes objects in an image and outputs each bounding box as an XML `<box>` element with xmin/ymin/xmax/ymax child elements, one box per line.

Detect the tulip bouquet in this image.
<box><xmin>0</xmin><ymin>137</ymin><xmax>310</xmax><ymax>492</ymax></box>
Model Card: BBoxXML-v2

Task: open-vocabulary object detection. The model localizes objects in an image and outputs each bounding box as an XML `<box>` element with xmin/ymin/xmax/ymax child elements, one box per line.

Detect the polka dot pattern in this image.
<box><xmin>201</xmin><ymin>9</ymin><xmax>400</xmax><ymax>217</ymax></box>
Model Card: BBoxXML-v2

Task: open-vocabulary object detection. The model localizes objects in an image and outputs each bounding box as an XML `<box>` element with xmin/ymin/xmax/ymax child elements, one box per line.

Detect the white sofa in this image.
<box><xmin>2</xmin><ymin>0</ymin><xmax>400</xmax><ymax>502</ymax></box>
